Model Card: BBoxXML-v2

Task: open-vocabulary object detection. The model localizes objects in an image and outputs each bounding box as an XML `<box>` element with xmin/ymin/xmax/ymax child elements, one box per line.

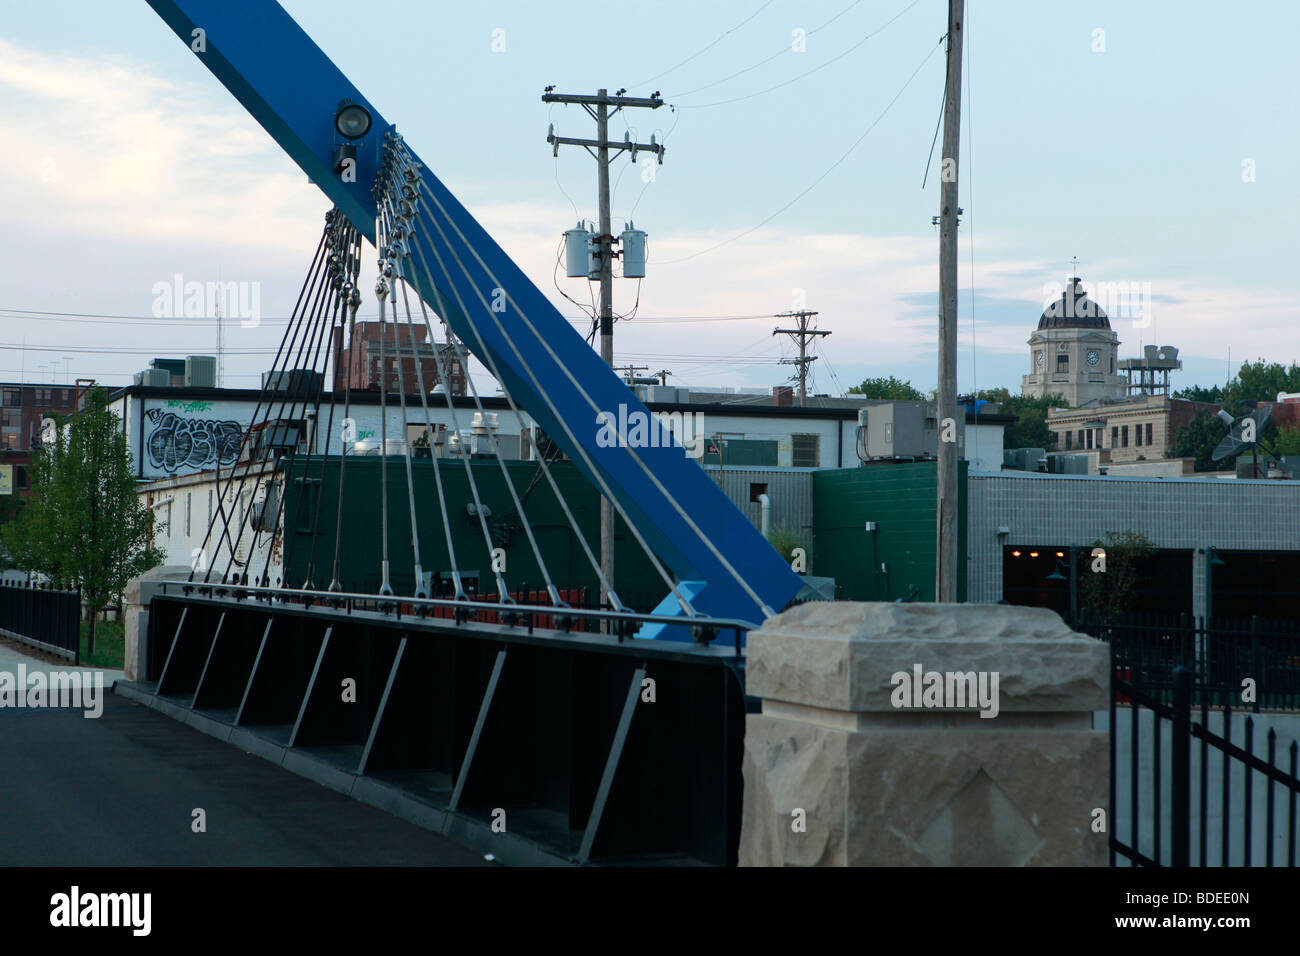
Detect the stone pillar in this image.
<box><xmin>740</xmin><ymin>602</ymin><xmax>1109</xmax><ymax>866</ymax></box>
<box><xmin>122</xmin><ymin>566</ymin><xmax>192</xmax><ymax>681</ymax></box>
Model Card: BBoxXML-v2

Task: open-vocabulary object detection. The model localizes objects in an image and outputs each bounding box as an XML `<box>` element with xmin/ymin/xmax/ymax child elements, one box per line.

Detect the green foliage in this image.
<box><xmin>1173</xmin><ymin>383</ymin><xmax>1224</xmax><ymax>404</ymax></box>
<box><xmin>1077</xmin><ymin>531</ymin><xmax>1155</xmax><ymax>617</ymax></box>
<box><xmin>1</xmin><ymin>388</ymin><xmax>164</xmax><ymax>616</ymax></box>
<box><xmin>1167</xmin><ymin>411</ymin><xmax>1234</xmax><ymax>472</ymax></box>
<box><xmin>1274</xmin><ymin>424</ymin><xmax>1300</xmax><ymax>457</ymax></box>
<box><xmin>973</xmin><ymin>387</ymin><xmax>1069</xmax><ymax>450</ymax></box>
<box><xmin>1223</xmin><ymin>360</ymin><xmax>1300</xmax><ymax>412</ymax></box>
<box><xmin>849</xmin><ymin>376</ymin><xmax>925</xmax><ymax>401</ymax></box>
<box><xmin>765</xmin><ymin>525</ymin><xmax>810</xmax><ymax>571</ymax></box>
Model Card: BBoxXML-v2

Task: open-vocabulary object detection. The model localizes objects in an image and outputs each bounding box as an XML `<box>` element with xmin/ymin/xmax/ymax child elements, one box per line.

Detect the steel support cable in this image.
<box><xmin>405</xmin><ymin>214</ymin><xmax>615</xmax><ymax>610</ymax></box>
<box><xmin>368</xmin><ymin>201</ymin><xmax>466</xmax><ymax>601</ymax></box>
<box><xmin>402</xmin><ymin>158</ymin><xmax>774</xmax><ymax>620</ymax></box>
<box><xmin>373</xmin><ymin>175</ymin><xmax>510</xmax><ymax>603</ymax></box>
<box><xmin>374</xmin><ymin>231</ymin><xmax>395</xmax><ymax>596</ymax></box>
<box><xmin>264</xmin><ymin>221</ymin><xmax>360</xmax><ymax>591</ymax></box>
<box><xmin>301</xmin><ymin>225</ymin><xmax>362</xmax><ymax>588</ymax></box>
<box><xmin>191</xmin><ymin>224</ymin><xmax>328</xmax><ymax>582</ymax></box>
<box><xmin>401</xmin><ymin>187</ymin><xmax>691</xmax><ymax>617</ymax></box>
<box><xmin>390</xmin><ymin>150</ymin><xmax>696</xmax><ymax>617</ymax></box>
<box><xmin>329</xmin><ymin>260</ymin><xmax>363</xmax><ymax>592</ymax></box>
<box><xmin>228</xmin><ymin>218</ymin><xmax>346</xmax><ymax>586</ymax></box>
<box><xmin>380</xmin><ymin>188</ymin><xmax>564</xmax><ymax>608</ymax></box>
<box><xmin>223</xmin><ymin>218</ymin><xmax>343</xmax><ymax>584</ymax></box>
<box><xmin>374</xmin><ymin>202</ymin><xmax>429</xmax><ymax>596</ymax></box>
<box><xmin>191</xmin><ymin>219</ymin><xmax>331</xmax><ymax>583</ymax></box>
<box><xmin>386</xmin><ymin>148</ymin><xmax>650</xmax><ymax>614</ymax></box>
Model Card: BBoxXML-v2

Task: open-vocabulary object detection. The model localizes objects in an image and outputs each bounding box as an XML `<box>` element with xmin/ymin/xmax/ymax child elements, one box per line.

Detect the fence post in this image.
<box><xmin>1171</xmin><ymin>665</ymin><xmax>1192</xmax><ymax>867</ymax></box>
<box><xmin>1250</xmin><ymin>615</ymin><xmax>1262</xmax><ymax>714</ymax></box>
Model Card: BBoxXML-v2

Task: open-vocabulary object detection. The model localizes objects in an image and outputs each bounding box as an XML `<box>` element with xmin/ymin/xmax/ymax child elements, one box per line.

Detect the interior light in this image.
<box><xmin>1029</xmin><ymin>551</ymin><xmax>1039</xmax><ymax>558</ymax></box>
<box><xmin>1011</xmin><ymin>550</ymin><xmax>1021</xmax><ymax>558</ymax></box>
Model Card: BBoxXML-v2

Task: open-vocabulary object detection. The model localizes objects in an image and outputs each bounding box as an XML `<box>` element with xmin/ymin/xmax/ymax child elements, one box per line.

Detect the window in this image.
<box><xmin>1077</xmin><ymin>429</ymin><xmax>1084</xmax><ymax>448</ymax></box>
<box><xmin>1135</xmin><ymin>424</ymin><xmax>1143</xmax><ymax>447</ymax></box>
<box><xmin>1111</xmin><ymin>426</ymin><xmax>1118</xmax><ymax>448</ymax></box>
<box><xmin>792</xmin><ymin>433</ymin><xmax>820</xmax><ymax>468</ymax></box>
<box><xmin>1146</xmin><ymin>423</ymin><xmax>1153</xmax><ymax>446</ymax></box>
<box><xmin>185</xmin><ymin>493</ymin><xmax>192</xmax><ymax>537</ymax></box>
<box><xmin>1121</xmin><ymin>425</ymin><xmax>1129</xmax><ymax>448</ymax></box>
<box><xmin>1</xmin><ymin>389</ymin><xmax>19</xmax><ymax>405</ymax></box>
<box><xmin>749</xmin><ymin>482</ymin><xmax>768</xmax><ymax>503</ymax></box>
<box><xmin>1056</xmin><ymin>354</ymin><xmax>1069</xmax><ymax>372</ymax></box>
<box><xmin>1110</xmin><ymin>356</ymin><xmax>1115</xmax><ymax>373</ymax></box>
<box><xmin>1065</xmin><ymin>431</ymin><xmax>1073</xmax><ymax>450</ymax></box>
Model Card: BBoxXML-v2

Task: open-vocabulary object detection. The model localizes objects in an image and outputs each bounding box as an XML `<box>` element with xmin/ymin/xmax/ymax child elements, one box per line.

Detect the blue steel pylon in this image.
<box><xmin>142</xmin><ymin>0</ymin><xmax>803</xmax><ymax>636</ymax></box>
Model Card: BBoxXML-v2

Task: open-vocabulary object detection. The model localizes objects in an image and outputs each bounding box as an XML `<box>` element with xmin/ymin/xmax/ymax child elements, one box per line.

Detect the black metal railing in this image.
<box><xmin>158</xmin><ymin>581</ymin><xmax>754</xmax><ymax>653</ymax></box>
<box><xmin>1070</xmin><ymin>610</ymin><xmax>1300</xmax><ymax>712</ymax></box>
<box><xmin>1110</xmin><ymin>664</ymin><xmax>1300</xmax><ymax>867</ymax></box>
<box><xmin>0</xmin><ymin>582</ymin><xmax>81</xmax><ymax>664</ymax></box>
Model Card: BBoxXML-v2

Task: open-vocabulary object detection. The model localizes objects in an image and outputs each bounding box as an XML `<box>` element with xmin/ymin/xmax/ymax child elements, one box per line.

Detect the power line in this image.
<box><xmin>667</xmin><ymin>0</ymin><xmax>868</xmax><ymax>98</ymax></box>
<box><xmin>657</xmin><ymin>33</ymin><xmax>946</xmax><ymax>265</ymax></box>
<box><xmin>633</xmin><ymin>0</ymin><xmax>777</xmax><ymax>88</ymax></box>
<box><xmin>673</xmin><ymin>0</ymin><xmax>925</xmax><ymax>109</ymax></box>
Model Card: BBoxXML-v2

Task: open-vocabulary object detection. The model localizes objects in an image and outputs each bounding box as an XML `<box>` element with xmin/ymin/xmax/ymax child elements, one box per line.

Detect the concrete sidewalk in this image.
<box><xmin>0</xmin><ymin>636</ymin><xmax>126</xmax><ymax>686</ymax></box>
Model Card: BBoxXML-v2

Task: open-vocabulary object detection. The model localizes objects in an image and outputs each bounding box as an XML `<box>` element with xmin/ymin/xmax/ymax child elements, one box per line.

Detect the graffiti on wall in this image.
<box><xmin>145</xmin><ymin>408</ymin><xmax>243</xmax><ymax>473</ymax></box>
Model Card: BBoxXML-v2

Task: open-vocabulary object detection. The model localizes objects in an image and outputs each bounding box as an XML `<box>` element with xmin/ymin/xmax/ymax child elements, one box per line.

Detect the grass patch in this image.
<box><xmin>80</xmin><ymin>618</ymin><xmax>125</xmax><ymax>669</ymax></box>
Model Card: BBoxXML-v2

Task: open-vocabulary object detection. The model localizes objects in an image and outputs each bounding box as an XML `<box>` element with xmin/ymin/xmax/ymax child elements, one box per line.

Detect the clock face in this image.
<box><xmin>1086</xmin><ymin>349</ymin><xmax>1100</xmax><ymax>366</ymax></box>
<box><xmin>1034</xmin><ymin>350</ymin><xmax>1044</xmax><ymax>367</ymax></box>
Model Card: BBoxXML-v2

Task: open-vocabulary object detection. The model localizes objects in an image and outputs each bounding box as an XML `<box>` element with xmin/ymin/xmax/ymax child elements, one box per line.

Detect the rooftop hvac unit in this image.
<box><xmin>858</xmin><ymin>401</ymin><xmax>960</xmax><ymax>461</ymax></box>
<box><xmin>646</xmin><ymin>385</ymin><xmax>680</xmax><ymax>404</ymax></box>
<box><xmin>134</xmin><ymin>368</ymin><xmax>171</xmax><ymax>387</ymax></box>
<box><xmin>1003</xmin><ymin>448</ymin><xmax>1046</xmax><ymax>472</ymax></box>
<box><xmin>184</xmin><ymin>355</ymin><xmax>217</xmax><ymax>388</ymax></box>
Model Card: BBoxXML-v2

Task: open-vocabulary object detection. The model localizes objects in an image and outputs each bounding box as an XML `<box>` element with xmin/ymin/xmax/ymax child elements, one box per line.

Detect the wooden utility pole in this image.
<box><xmin>543</xmin><ymin>88</ymin><xmax>664</xmax><ymax>612</ymax></box>
<box><xmin>774</xmin><ymin>310</ymin><xmax>829</xmax><ymax>407</ymax></box>
<box><xmin>935</xmin><ymin>0</ymin><xmax>964</xmax><ymax>603</ymax></box>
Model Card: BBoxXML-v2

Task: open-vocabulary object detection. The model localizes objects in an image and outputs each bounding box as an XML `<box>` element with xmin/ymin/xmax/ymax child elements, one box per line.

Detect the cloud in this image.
<box><xmin>1</xmin><ymin>36</ymin><xmax>1295</xmax><ymax>394</ymax></box>
<box><xmin>0</xmin><ymin>36</ymin><xmax>323</xmax><ymax>253</ymax></box>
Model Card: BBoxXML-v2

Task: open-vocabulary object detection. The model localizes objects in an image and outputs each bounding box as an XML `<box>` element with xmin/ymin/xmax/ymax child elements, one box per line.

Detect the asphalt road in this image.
<box><xmin>0</xmin><ymin>693</ymin><xmax>488</xmax><ymax>866</ymax></box>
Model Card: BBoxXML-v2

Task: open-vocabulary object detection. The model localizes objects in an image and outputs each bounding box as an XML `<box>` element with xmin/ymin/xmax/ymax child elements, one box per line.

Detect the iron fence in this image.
<box><xmin>1069</xmin><ymin>610</ymin><xmax>1300</xmax><ymax>711</ymax></box>
<box><xmin>0</xmin><ymin>582</ymin><xmax>80</xmax><ymax>663</ymax></box>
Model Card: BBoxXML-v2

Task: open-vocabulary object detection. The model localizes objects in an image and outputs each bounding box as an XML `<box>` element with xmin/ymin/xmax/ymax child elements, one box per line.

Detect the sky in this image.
<box><xmin>0</xmin><ymin>0</ymin><xmax>1296</xmax><ymax>398</ymax></box>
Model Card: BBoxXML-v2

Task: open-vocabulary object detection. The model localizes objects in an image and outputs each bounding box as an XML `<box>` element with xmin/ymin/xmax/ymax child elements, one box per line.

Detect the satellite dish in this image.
<box><xmin>1211</xmin><ymin>404</ymin><xmax>1273</xmax><ymax>462</ymax></box>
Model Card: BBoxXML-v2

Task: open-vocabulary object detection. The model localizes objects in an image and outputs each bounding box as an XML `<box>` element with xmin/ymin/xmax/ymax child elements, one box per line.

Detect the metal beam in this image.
<box><xmin>448</xmin><ymin>648</ymin><xmax>507</xmax><ymax>812</ymax></box>
<box><xmin>577</xmin><ymin>664</ymin><xmax>646</xmax><ymax>863</ymax></box>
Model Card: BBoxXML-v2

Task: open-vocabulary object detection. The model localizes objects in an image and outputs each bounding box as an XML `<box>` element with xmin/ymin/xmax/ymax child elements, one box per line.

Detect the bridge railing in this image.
<box><xmin>0</xmin><ymin>582</ymin><xmax>81</xmax><ymax>664</ymax></box>
<box><xmin>156</xmin><ymin>581</ymin><xmax>753</xmax><ymax>653</ymax></box>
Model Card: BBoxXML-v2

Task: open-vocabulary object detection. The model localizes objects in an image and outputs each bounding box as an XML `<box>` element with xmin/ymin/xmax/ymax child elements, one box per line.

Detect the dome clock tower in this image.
<box><xmin>1022</xmin><ymin>276</ymin><xmax>1125</xmax><ymax>408</ymax></box>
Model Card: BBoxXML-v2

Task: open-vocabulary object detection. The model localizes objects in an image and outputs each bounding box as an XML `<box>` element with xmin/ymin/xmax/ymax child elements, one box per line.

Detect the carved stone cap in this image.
<box><xmin>746</xmin><ymin>602</ymin><xmax>1108</xmax><ymax>715</ymax></box>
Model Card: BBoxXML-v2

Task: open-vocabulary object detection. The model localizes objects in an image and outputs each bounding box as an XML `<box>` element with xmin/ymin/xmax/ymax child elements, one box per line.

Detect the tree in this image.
<box><xmin>1173</xmin><ymin>383</ymin><xmax>1224</xmax><ymax>404</ymax></box>
<box><xmin>973</xmin><ymin>387</ymin><xmax>1069</xmax><ymax>450</ymax></box>
<box><xmin>1274</xmin><ymin>424</ymin><xmax>1300</xmax><ymax>457</ymax></box>
<box><xmin>1224</xmin><ymin>360</ymin><xmax>1300</xmax><ymax>411</ymax></box>
<box><xmin>1078</xmin><ymin>530</ymin><xmax>1155</xmax><ymax>618</ymax></box>
<box><xmin>1166</xmin><ymin>410</ymin><xmax>1234</xmax><ymax>472</ymax></box>
<box><xmin>849</xmin><ymin>376</ymin><xmax>925</xmax><ymax>401</ymax></box>
<box><xmin>1</xmin><ymin>389</ymin><xmax>163</xmax><ymax>653</ymax></box>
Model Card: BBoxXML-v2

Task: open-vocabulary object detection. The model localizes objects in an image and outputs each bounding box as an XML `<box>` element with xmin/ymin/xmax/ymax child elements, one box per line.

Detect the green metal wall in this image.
<box><xmin>811</xmin><ymin>461</ymin><xmax>967</xmax><ymax>602</ymax></box>
<box><xmin>279</xmin><ymin>456</ymin><xmax>664</xmax><ymax>608</ymax></box>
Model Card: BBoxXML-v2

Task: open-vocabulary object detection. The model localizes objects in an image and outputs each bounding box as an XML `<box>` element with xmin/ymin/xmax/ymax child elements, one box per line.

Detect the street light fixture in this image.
<box><xmin>334</xmin><ymin>99</ymin><xmax>372</xmax><ymax>140</ymax></box>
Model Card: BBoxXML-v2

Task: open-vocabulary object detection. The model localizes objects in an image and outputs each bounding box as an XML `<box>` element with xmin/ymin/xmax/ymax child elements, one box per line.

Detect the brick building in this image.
<box><xmin>0</xmin><ymin>382</ymin><xmax>81</xmax><ymax>496</ymax></box>
<box><xmin>332</xmin><ymin>320</ymin><xmax>466</xmax><ymax>395</ymax></box>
